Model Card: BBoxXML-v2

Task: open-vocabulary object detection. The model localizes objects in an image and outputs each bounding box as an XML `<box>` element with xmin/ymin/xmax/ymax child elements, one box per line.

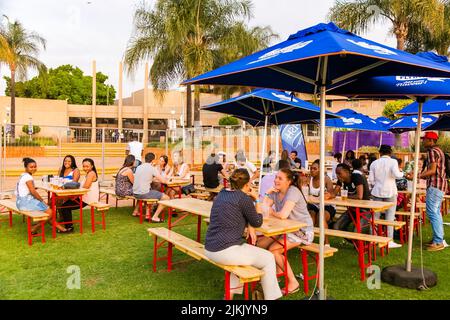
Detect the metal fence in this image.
<box><xmin>0</xmin><ymin>123</ymin><xmax>282</xmax><ymax>193</ymax></box>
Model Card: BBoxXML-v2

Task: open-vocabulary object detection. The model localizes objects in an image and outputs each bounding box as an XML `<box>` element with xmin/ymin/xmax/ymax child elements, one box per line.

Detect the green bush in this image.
<box><xmin>218</xmin><ymin>116</ymin><xmax>239</xmax><ymax>126</ymax></box>
<box><xmin>6</xmin><ymin>136</ymin><xmax>56</xmax><ymax>146</ymax></box>
<box><xmin>382</xmin><ymin>100</ymin><xmax>413</xmax><ymax>120</ymax></box>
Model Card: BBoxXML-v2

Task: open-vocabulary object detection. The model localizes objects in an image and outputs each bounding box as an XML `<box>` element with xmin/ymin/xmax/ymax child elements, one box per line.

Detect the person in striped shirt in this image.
<box><xmin>407</xmin><ymin>132</ymin><xmax>447</xmax><ymax>252</ymax></box>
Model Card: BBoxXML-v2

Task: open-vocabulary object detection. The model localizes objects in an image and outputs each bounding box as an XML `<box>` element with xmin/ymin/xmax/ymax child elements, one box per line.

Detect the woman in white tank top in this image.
<box><xmin>306</xmin><ymin>160</ymin><xmax>337</xmax><ymax>244</ymax></box>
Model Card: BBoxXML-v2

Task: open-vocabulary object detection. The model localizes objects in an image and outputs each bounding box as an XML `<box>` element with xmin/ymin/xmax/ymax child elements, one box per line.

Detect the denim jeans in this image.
<box><xmin>371</xmin><ymin>195</ymin><xmax>397</xmax><ymax>239</ymax></box>
<box><xmin>426</xmin><ymin>187</ymin><xmax>445</xmax><ymax>244</ymax></box>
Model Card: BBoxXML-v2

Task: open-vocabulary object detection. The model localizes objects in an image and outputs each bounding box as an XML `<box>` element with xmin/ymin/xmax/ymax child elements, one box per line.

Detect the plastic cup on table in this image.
<box><xmin>341</xmin><ymin>189</ymin><xmax>348</xmax><ymax>201</ymax></box>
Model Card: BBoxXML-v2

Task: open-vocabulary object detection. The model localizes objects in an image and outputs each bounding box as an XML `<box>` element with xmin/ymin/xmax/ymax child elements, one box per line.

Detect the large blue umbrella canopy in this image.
<box><xmin>423</xmin><ymin>114</ymin><xmax>450</xmax><ymax>131</ymax></box>
<box><xmin>397</xmin><ymin>99</ymin><xmax>450</xmax><ymax>116</ymax></box>
<box><xmin>376</xmin><ymin>116</ymin><xmax>392</xmax><ymax>125</ymax></box>
<box><xmin>325</xmin><ymin>109</ymin><xmax>389</xmax><ymax>132</ymax></box>
<box><xmin>183</xmin><ymin>25</ymin><xmax>450</xmax><ymax>91</ymax></box>
<box><xmin>202</xmin><ymin>89</ymin><xmax>339</xmax><ymax>127</ymax></box>
<box><xmin>183</xmin><ymin>23</ymin><xmax>450</xmax><ymax>299</ymax></box>
<box><xmin>388</xmin><ymin>115</ymin><xmax>437</xmax><ymax>133</ymax></box>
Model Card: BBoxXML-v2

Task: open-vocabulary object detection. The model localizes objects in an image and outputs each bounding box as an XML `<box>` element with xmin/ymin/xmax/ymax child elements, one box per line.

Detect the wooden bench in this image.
<box><xmin>137</xmin><ymin>198</ymin><xmax>160</xmax><ymax>224</ymax></box>
<box><xmin>88</xmin><ymin>202</ymin><xmax>110</xmax><ymax>233</ymax></box>
<box><xmin>373</xmin><ymin>219</ymin><xmax>406</xmax><ymax>254</ymax></box>
<box><xmin>190</xmin><ymin>192</ymin><xmax>210</xmax><ymax>201</ymax></box>
<box><xmin>298</xmin><ymin>243</ymin><xmax>338</xmax><ymax>294</ymax></box>
<box><xmin>148</xmin><ymin>227</ymin><xmax>264</xmax><ymax>300</ymax></box>
<box><xmin>313</xmin><ymin>227</ymin><xmax>391</xmax><ymax>281</ymax></box>
<box><xmin>0</xmin><ymin>199</ymin><xmax>49</xmax><ymax>245</ymax></box>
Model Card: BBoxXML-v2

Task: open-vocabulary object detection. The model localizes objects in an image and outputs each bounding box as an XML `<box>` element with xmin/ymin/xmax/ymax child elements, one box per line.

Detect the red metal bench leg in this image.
<box><xmin>91</xmin><ymin>206</ymin><xmax>95</xmax><ymax>233</ymax></box>
<box><xmin>168</xmin><ymin>242</ymin><xmax>173</xmax><ymax>272</ymax></box>
<box><xmin>225</xmin><ymin>271</ymin><xmax>231</xmax><ymax>300</ymax></box>
<box><xmin>79</xmin><ymin>196</ymin><xmax>83</xmax><ymax>234</ymax></box>
<box><xmin>27</xmin><ymin>217</ymin><xmax>32</xmax><ymax>246</ymax></box>
<box><xmin>139</xmin><ymin>200</ymin><xmax>143</xmax><ymax>224</ymax></box>
<box><xmin>9</xmin><ymin>210</ymin><xmax>13</xmax><ymax>227</ymax></box>
<box><xmin>196</xmin><ymin>215</ymin><xmax>201</xmax><ymax>242</ymax></box>
<box><xmin>244</xmin><ymin>283</ymin><xmax>249</xmax><ymax>300</ymax></box>
<box><xmin>153</xmin><ymin>235</ymin><xmax>158</xmax><ymax>272</ymax></box>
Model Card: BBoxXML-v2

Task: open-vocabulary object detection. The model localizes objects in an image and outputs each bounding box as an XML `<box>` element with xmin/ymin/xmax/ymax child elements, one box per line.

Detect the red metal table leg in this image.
<box><xmin>101</xmin><ymin>211</ymin><xmax>106</xmax><ymax>230</ymax></box>
<box><xmin>41</xmin><ymin>221</ymin><xmax>46</xmax><ymax>243</ymax></box>
<box><xmin>9</xmin><ymin>210</ymin><xmax>13</xmax><ymax>227</ymax></box>
<box><xmin>153</xmin><ymin>235</ymin><xmax>158</xmax><ymax>272</ymax></box>
<box><xmin>51</xmin><ymin>193</ymin><xmax>56</xmax><ymax>238</ymax></box>
<box><xmin>283</xmin><ymin>234</ymin><xmax>288</xmax><ymax>295</ymax></box>
<box><xmin>79</xmin><ymin>195</ymin><xmax>83</xmax><ymax>234</ymax></box>
<box><xmin>139</xmin><ymin>200</ymin><xmax>143</xmax><ymax>224</ymax></box>
<box><xmin>244</xmin><ymin>283</ymin><xmax>249</xmax><ymax>300</ymax></box>
<box><xmin>301</xmin><ymin>249</ymin><xmax>309</xmax><ymax>294</ymax></box>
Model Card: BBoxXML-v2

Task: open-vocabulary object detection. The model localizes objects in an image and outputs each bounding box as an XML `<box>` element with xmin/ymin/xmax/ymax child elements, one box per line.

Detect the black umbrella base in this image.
<box><xmin>381</xmin><ymin>265</ymin><xmax>437</xmax><ymax>290</ymax></box>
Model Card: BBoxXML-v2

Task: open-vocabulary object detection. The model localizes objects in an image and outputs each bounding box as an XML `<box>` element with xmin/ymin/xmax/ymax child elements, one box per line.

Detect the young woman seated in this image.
<box><xmin>115</xmin><ymin>155</ymin><xmax>140</xmax><ymax>216</ymax></box>
<box><xmin>58</xmin><ymin>155</ymin><xmax>80</xmax><ymax>182</ymax></box>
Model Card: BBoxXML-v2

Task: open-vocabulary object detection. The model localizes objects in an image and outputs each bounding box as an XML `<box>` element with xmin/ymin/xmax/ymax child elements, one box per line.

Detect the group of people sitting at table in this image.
<box><xmin>115</xmin><ymin>150</ymin><xmax>192</xmax><ymax>222</ymax></box>
<box><xmin>15</xmin><ymin>156</ymin><xmax>100</xmax><ymax>234</ymax></box>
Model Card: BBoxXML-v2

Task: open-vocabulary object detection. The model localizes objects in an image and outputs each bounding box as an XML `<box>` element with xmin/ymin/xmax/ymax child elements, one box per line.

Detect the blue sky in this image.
<box><xmin>0</xmin><ymin>0</ymin><xmax>395</xmax><ymax>98</ymax></box>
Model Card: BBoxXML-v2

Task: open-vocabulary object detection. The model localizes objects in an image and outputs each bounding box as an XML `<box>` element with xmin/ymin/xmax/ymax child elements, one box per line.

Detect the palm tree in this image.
<box><xmin>328</xmin><ymin>0</ymin><xmax>444</xmax><ymax>51</ymax></box>
<box><xmin>124</xmin><ymin>0</ymin><xmax>277</xmax><ymax>127</ymax></box>
<box><xmin>406</xmin><ymin>0</ymin><xmax>450</xmax><ymax>55</ymax></box>
<box><xmin>0</xmin><ymin>16</ymin><xmax>46</xmax><ymax>137</ymax></box>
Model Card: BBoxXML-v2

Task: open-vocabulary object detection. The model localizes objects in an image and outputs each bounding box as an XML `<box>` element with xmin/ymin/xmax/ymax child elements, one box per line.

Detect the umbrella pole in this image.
<box><xmin>275</xmin><ymin>126</ymin><xmax>280</xmax><ymax>163</ymax></box>
<box><xmin>356</xmin><ymin>131</ymin><xmax>360</xmax><ymax>156</ymax></box>
<box><xmin>318</xmin><ymin>56</ymin><xmax>328</xmax><ymax>300</ymax></box>
<box><xmin>258</xmin><ymin>115</ymin><xmax>268</xmax><ymax>195</ymax></box>
<box><xmin>379</xmin><ymin>132</ymin><xmax>383</xmax><ymax>148</ymax></box>
<box><xmin>341</xmin><ymin>131</ymin><xmax>346</xmax><ymax>161</ymax></box>
<box><xmin>406</xmin><ymin>102</ymin><xmax>423</xmax><ymax>272</ymax></box>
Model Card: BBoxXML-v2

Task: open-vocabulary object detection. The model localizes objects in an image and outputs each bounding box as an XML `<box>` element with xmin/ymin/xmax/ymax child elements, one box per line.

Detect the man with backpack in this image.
<box><xmin>407</xmin><ymin>132</ymin><xmax>447</xmax><ymax>251</ymax></box>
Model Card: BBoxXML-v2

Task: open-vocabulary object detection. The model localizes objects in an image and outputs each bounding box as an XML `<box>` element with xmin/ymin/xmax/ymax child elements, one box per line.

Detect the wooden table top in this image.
<box><xmin>165</xmin><ymin>179</ymin><xmax>191</xmax><ymax>187</ymax></box>
<box><xmin>160</xmin><ymin>197</ymin><xmax>306</xmax><ymax>237</ymax></box>
<box><xmin>35</xmin><ymin>182</ymin><xmax>89</xmax><ymax>196</ymax></box>
<box><xmin>159</xmin><ymin>198</ymin><xmax>213</xmax><ymax>217</ymax></box>
<box><xmin>256</xmin><ymin>217</ymin><xmax>306</xmax><ymax>237</ymax></box>
<box><xmin>308</xmin><ymin>195</ymin><xmax>395</xmax><ymax>211</ymax></box>
<box><xmin>398</xmin><ymin>190</ymin><xmax>426</xmax><ymax>195</ymax></box>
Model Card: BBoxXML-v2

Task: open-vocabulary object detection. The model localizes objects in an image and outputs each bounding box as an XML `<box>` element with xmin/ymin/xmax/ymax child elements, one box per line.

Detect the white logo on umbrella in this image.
<box><xmin>396</xmin><ymin>76</ymin><xmax>447</xmax><ymax>82</ymax></box>
<box><xmin>412</xmin><ymin>117</ymin><xmax>434</xmax><ymax>124</ymax></box>
<box><xmin>248</xmin><ymin>40</ymin><xmax>313</xmax><ymax>65</ymax></box>
<box><xmin>342</xmin><ymin>117</ymin><xmax>363</xmax><ymax>125</ymax></box>
<box><xmin>446</xmin><ymin>102</ymin><xmax>450</xmax><ymax>106</ymax></box>
<box><xmin>347</xmin><ymin>39</ymin><xmax>397</xmax><ymax>55</ymax></box>
<box><xmin>272</xmin><ymin>92</ymin><xmax>298</xmax><ymax>103</ymax></box>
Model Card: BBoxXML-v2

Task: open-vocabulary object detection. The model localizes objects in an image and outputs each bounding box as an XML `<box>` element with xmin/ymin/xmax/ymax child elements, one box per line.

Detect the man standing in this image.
<box><xmin>369</xmin><ymin>145</ymin><xmax>404</xmax><ymax>248</ymax></box>
<box><xmin>126</xmin><ymin>138</ymin><xmax>143</xmax><ymax>172</ymax></box>
<box><xmin>408</xmin><ymin>132</ymin><xmax>447</xmax><ymax>252</ymax></box>
<box><xmin>289</xmin><ymin>151</ymin><xmax>302</xmax><ymax>169</ymax></box>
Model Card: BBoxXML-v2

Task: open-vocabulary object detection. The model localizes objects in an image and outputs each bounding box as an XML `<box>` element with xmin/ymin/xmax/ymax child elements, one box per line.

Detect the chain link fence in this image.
<box><xmin>0</xmin><ymin>123</ymin><xmax>280</xmax><ymax>193</ymax></box>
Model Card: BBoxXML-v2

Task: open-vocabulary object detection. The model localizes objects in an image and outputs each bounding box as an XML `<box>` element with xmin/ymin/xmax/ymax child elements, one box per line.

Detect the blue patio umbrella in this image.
<box><xmin>183</xmin><ymin>23</ymin><xmax>450</xmax><ymax>298</ymax></box>
<box><xmin>323</xmin><ymin>52</ymin><xmax>450</xmax><ymax>278</ymax></box>
<box><xmin>376</xmin><ymin>116</ymin><xmax>392</xmax><ymax>125</ymax></box>
<box><xmin>324</xmin><ymin>109</ymin><xmax>389</xmax><ymax>154</ymax></box>
<box><xmin>423</xmin><ymin>114</ymin><xmax>450</xmax><ymax>131</ymax></box>
<box><xmin>397</xmin><ymin>99</ymin><xmax>450</xmax><ymax>116</ymax></box>
<box><xmin>202</xmin><ymin>89</ymin><xmax>339</xmax><ymax>192</ymax></box>
<box><xmin>387</xmin><ymin>115</ymin><xmax>437</xmax><ymax>133</ymax></box>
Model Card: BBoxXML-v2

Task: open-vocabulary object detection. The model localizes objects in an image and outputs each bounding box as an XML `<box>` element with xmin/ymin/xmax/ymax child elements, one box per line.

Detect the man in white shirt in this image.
<box><xmin>235</xmin><ymin>151</ymin><xmax>259</xmax><ymax>182</ymax></box>
<box><xmin>369</xmin><ymin>145</ymin><xmax>404</xmax><ymax>248</ymax></box>
<box><xmin>126</xmin><ymin>139</ymin><xmax>143</xmax><ymax>172</ymax></box>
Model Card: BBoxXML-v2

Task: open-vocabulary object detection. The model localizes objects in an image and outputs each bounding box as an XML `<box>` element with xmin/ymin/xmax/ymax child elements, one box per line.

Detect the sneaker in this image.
<box><xmin>443</xmin><ymin>240</ymin><xmax>449</xmax><ymax>248</ymax></box>
<box><xmin>388</xmin><ymin>242</ymin><xmax>402</xmax><ymax>249</ymax></box>
<box><xmin>295</xmin><ymin>273</ymin><xmax>304</xmax><ymax>280</ymax></box>
<box><xmin>426</xmin><ymin>243</ymin><xmax>445</xmax><ymax>252</ymax></box>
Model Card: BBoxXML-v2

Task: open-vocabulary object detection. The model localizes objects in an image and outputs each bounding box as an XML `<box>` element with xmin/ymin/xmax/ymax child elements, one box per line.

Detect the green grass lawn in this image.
<box><xmin>0</xmin><ymin>207</ymin><xmax>449</xmax><ymax>300</ymax></box>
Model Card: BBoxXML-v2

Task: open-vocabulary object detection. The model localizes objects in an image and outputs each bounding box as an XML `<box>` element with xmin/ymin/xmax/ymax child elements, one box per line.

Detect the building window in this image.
<box><xmin>306</xmin><ymin>124</ymin><xmax>319</xmax><ymax>137</ymax></box>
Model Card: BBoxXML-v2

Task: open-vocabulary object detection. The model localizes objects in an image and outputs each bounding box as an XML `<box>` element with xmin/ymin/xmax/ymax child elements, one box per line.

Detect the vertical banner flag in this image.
<box><xmin>280</xmin><ymin>124</ymin><xmax>308</xmax><ymax>168</ymax></box>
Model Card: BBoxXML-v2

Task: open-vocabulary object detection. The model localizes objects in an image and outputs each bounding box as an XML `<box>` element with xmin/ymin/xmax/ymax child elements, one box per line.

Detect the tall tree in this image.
<box><xmin>406</xmin><ymin>1</ymin><xmax>450</xmax><ymax>55</ymax></box>
<box><xmin>3</xmin><ymin>64</ymin><xmax>116</xmax><ymax>105</ymax></box>
<box><xmin>0</xmin><ymin>17</ymin><xmax>46</xmax><ymax>136</ymax></box>
<box><xmin>124</xmin><ymin>0</ymin><xmax>277</xmax><ymax>127</ymax></box>
<box><xmin>328</xmin><ymin>0</ymin><xmax>444</xmax><ymax>51</ymax></box>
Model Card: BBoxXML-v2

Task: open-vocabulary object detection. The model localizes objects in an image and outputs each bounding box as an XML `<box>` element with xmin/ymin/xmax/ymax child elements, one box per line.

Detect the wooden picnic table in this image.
<box><xmin>307</xmin><ymin>195</ymin><xmax>396</xmax><ymax>281</ymax></box>
<box><xmin>161</xmin><ymin>179</ymin><xmax>191</xmax><ymax>198</ymax></box>
<box><xmin>159</xmin><ymin>197</ymin><xmax>305</xmax><ymax>295</ymax></box>
<box><xmin>35</xmin><ymin>181</ymin><xmax>89</xmax><ymax>238</ymax></box>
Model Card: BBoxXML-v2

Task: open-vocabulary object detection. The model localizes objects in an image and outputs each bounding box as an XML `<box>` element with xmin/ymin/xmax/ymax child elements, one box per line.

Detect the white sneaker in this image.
<box><xmin>388</xmin><ymin>242</ymin><xmax>402</xmax><ymax>249</ymax></box>
<box><xmin>443</xmin><ymin>240</ymin><xmax>449</xmax><ymax>248</ymax></box>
